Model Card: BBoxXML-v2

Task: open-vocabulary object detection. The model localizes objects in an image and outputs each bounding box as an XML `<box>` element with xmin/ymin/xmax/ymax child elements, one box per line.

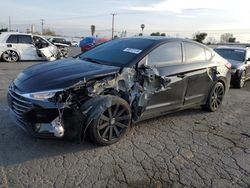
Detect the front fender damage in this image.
<box><xmin>53</xmin><ymin>67</ymin><xmax>171</xmax><ymax>141</ymax></box>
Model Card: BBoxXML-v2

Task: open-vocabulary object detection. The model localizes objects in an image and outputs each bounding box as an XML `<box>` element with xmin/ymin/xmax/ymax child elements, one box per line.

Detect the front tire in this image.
<box><xmin>88</xmin><ymin>96</ymin><xmax>132</xmax><ymax>146</ymax></box>
<box><xmin>2</xmin><ymin>50</ymin><xmax>19</xmax><ymax>62</ymax></box>
<box><xmin>203</xmin><ymin>82</ymin><xmax>225</xmax><ymax>112</ymax></box>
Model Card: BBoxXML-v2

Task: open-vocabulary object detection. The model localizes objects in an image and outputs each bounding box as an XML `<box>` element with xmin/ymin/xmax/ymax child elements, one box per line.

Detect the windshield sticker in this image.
<box><xmin>123</xmin><ymin>48</ymin><xmax>142</xmax><ymax>54</ymax></box>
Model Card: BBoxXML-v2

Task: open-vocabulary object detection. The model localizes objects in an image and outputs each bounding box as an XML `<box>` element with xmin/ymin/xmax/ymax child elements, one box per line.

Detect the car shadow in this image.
<box><xmin>0</xmin><ymin>106</ymin><xmax>209</xmax><ymax>167</ymax></box>
<box><xmin>135</xmin><ymin>106</ymin><xmax>207</xmax><ymax>126</ymax></box>
<box><xmin>0</xmin><ymin>111</ymin><xmax>100</xmax><ymax>167</ymax></box>
<box><xmin>242</xmin><ymin>81</ymin><xmax>250</xmax><ymax>91</ymax></box>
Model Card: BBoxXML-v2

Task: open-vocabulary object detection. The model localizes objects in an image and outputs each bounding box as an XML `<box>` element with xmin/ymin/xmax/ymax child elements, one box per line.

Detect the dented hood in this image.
<box><xmin>14</xmin><ymin>58</ymin><xmax>120</xmax><ymax>92</ymax></box>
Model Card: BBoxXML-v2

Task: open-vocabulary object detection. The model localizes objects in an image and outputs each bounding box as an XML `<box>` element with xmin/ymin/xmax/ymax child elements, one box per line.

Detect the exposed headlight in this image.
<box><xmin>21</xmin><ymin>89</ymin><xmax>63</xmax><ymax>101</ymax></box>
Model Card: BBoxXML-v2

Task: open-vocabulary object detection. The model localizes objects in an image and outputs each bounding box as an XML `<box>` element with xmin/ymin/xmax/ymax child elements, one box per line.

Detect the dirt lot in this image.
<box><xmin>0</xmin><ymin>50</ymin><xmax>250</xmax><ymax>187</ymax></box>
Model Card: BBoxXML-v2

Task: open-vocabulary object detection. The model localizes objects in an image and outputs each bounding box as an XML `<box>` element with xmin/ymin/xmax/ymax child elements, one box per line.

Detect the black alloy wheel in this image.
<box><xmin>204</xmin><ymin>82</ymin><xmax>225</xmax><ymax>112</ymax></box>
<box><xmin>2</xmin><ymin>50</ymin><xmax>19</xmax><ymax>62</ymax></box>
<box><xmin>89</xmin><ymin>96</ymin><xmax>131</xmax><ymax>145</ymax></box>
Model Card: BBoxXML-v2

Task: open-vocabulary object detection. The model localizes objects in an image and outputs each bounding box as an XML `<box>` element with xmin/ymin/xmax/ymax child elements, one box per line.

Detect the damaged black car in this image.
<box><xmin>7</xmin><ymin>37</ymin><xmax>231</xmax><ymax>145</ymax></box>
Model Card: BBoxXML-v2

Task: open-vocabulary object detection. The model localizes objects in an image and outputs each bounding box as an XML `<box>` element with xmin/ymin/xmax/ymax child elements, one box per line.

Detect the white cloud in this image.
<box><xmin>123</xmin><ymin>0</ymin><xmax>250</xmax><ymax>13</ymax></box>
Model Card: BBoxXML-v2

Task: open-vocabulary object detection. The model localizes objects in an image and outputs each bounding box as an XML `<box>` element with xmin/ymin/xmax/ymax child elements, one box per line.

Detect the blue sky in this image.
<box><xmin>0</xmin><ymin>0</ymin><xmax>250</xmax><ymax>42</ymax></box>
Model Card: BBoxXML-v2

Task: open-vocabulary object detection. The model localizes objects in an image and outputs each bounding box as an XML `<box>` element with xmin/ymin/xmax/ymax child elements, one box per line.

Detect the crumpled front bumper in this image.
<box><xmin>9</xmin><ymin>109</ymin><xmax>56</xmax><ymax>138</ymax></box>
<box><xmin>7</xmin><ymin>89</ymin><xmax>63</xmax><ymax>138</ymax></box>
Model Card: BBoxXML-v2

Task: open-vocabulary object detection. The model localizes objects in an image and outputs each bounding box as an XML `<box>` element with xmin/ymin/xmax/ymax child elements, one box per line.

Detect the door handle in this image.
<box><xmin>7</xmin><ymin>44</ymin><xmax>12</xmax><ymax>47</ymax></box>
<box><xmin>177</xmin><ymin>74</ymin><xmax>186</xmax><ymax>78</ymax></box>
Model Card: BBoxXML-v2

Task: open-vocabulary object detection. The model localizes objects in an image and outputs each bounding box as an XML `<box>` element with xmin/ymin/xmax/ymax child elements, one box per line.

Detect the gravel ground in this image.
<box><xmin>0</xmin><ymin>49</ymin><xmax>250</xmax><ymax>187</ymax></box>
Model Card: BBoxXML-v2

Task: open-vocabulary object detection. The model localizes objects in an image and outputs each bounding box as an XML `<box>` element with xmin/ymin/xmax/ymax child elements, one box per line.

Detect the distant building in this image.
<box><xmin>31</xmin><ymin>24</ymin><xmax>35</xmax><ymax>33</ymax></box>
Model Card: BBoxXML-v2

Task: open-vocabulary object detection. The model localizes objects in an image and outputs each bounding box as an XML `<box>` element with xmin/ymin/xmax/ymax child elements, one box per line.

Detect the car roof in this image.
<box><xmin>0</xmin><ymin>32</ymin><xmax>32</xmax><ymax>36</ymax></box>
<box><xmin>131</xmin><ymin>36</ymin><xmax>185</xmax><ymax>42</ymax></box>
<box><xmin>52</xmin><ymin>37</ymin><xmax>65</xmax><ymax>39</ymax></box>
<box><xmin>215</xmin><ymin>46</ymin><xmax>248</xmax><ymax>51</ymax></box>
<box><xmin>125</xmin><ymin>36</ymin><xmax>211</xmax><ymax>50</ymax></box>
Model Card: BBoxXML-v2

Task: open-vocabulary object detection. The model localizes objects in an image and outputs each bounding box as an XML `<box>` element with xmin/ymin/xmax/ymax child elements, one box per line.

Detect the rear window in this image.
<box><xmin>18</xmin><ymin>35</ymin><xmax>33</xmax><ymax>44</ymax></box>
<box><xmin>53</xmin><ymin>38</ymin><xmax>66</xmax><ymax>43</ymax></box>
<box><xmin>215</xmin><ymin>48</ymin><xmax>246</xmax><ymax>62</ymax></box>
<box><xmin>184</xmin><ymin>42</ymin><xmax>206</xmax><ymax>63</ymax></box>
<box><xmin>6</xmin><ymin>35</ymin><xmax>18</xmax><ymax>43</ymax></box>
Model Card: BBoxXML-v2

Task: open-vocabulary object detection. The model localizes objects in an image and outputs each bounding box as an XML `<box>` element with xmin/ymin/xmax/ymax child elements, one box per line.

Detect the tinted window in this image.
<box><xmin>214</xmin><ymin>48</ymin><xmax>246</xmax><ymax>62</ymax></box>
<box><xmin>6</xmin><ymin>35</ymin><xmax>18</xmax><ymax>43</ymax></box>
<box><xmin>147</xmin><ymin>42</ymin><xmax>182</xmax><ymax>66</ymax></box>
<box><xmin>184</xmin><ymin>42</ymin><xmax>206</xmax><ymax>63</ymax></box>
<box><xmin>53</xmin><ymin>38</ymin><xmax>66</xmax><ymax>43</ymax></box>
<box><xmin>18</xmin><ymin>35</ymin><xmax>33</xmax><ymax>44</ymax></box>
<box><xmin>79</xmin><ymin>38</ymin><xmax>155</xmax><ymax>67</ymax></box>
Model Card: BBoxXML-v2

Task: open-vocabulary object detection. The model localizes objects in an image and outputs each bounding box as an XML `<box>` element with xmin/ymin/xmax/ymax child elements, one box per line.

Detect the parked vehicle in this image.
<box><xmin>79</xmin><ymin>37</ymin><xmax>108</xmax><ymax>52</ymax></box>
<box><xmin>48</xmin><ymin>37</ymin><xmax>67</xmax><ymax>45</ymax></box>
<box><xmin>214</xmin><ymin>46</ymin><xmax>250</xmax><ymax>88</ymax></box>
<box><xmin>0</xmin><ymin>32</ymin><xmax>59</xmax><ymax>62</ymax></box>
<box><xmin>71</xmin><ymin>41</ymin><xmax>79</xmax><ymax>47</ymax></box>
<box><xmin>8</xmin><ymin>37</ymin><xmax>231</xmax><ymax>145</ymax></box>
<box><xmin>47</xmin><ymin>37</ymin><xmax>69</xmax><ymax>58</ymax></box>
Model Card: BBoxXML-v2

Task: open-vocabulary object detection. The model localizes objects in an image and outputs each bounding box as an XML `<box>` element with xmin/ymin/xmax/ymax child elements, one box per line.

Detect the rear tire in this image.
<box><xmin>2</xmin><ymin>50</ymin><xmax>19</xmax><ymax>62</ymax></box>
<box><xmin>234</xmin><ymin>71</ymin><xmax>246</xmax><ymax>88</ymax></box>
<box><xmin>88</xmin><ymin>96</ymin><xmax>132</xmax><ymax>146</ymax></box>
<box><xmin>203</xmin><ymin>82</ymin><xmax>225</xmax><ymax>112</ymax></box>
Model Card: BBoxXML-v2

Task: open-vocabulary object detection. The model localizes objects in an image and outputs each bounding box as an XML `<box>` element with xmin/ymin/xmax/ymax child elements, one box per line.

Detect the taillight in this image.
<box><xmin>225</xmin><ymin>62</ymin><xmax>231</xmax><ymax>69</ymax></box>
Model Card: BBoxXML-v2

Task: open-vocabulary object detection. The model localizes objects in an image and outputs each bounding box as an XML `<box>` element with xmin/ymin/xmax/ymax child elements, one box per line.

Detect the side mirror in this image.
<box><xmin>247</xmin><ymin>58</ymin><xmax>250</xmax><ymax>61</ymax></box>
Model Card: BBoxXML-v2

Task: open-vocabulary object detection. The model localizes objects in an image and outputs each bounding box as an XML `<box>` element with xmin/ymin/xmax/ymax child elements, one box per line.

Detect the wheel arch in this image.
<box><xmin>217</xmin><ymin>79</ymin><xmax>226</xmax><ymax>90</ymax></box>
<box><xmin>1</xmin><ymin>48</ymin><xmax>21</xmax><ymax>61</ymax></box>
<box><xmin>216</xmin><ymin>74</ymin><xmax>230</xmax><ymax>92</ymax></box>
<box><xmin>79</xmin><ymin>95</ymin><xmax>121</xmax><ymax>141</ymax></box>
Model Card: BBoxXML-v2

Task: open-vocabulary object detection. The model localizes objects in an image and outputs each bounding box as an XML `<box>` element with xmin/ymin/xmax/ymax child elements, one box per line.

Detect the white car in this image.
<box><xmin>71</xmin><ymin>41</ymin><xmax>79</xmax><ymax>47</ymax></box>
<box><xmin>0</xmin><ymin>32</ymin><xmax>59</xmax><ymax>62</ymax></box>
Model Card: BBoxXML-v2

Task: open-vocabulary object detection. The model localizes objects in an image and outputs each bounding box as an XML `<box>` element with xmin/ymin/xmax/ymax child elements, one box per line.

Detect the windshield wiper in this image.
<box><xmin>82</xmin><ymin>57</ymin><xmax>102</xmax><ymax>64</ymax></box>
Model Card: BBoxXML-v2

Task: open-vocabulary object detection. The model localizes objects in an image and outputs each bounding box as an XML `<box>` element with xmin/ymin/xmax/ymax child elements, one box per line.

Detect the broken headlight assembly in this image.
<box><xmin>21</xmin><ymin>89</ymin><xmax>63</xmax><ymax>101</ymax></box>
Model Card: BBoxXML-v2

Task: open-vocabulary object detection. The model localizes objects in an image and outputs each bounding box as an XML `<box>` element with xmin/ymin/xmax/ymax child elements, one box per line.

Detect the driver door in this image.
<box><xmin>35</xmin><ymin>36</ymin><xmax>58</xmax><ymax>61</ymax></box>
<box><xmin>140</xmin><ymin>42</ymin><xmax>188</xmax><ymax>119</ymax></box>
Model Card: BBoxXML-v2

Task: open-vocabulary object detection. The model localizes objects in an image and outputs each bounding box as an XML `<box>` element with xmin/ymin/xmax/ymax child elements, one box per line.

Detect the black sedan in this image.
<box><xmin>7</xmin><ymin>37</ymin><xmax>231</xmax><ymax>145</ymax></box>
<box><xmin>214</xmin><ymin>46</ymin><xmax>250</xmax><ymax>88</ymax></box>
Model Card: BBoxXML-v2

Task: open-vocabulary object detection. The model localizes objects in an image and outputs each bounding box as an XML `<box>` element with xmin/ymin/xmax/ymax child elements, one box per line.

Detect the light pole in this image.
<box><xmin>41</xmin><ymin>19</ymin><xmax>44</xmax><ymax>35</ymax></box>
<box><xmin>8</xmin><ymin>16</ymin><xmax>11</xmax><ymax>31</ymax></box>
<box><xmin>111</xmin><ymin>13</ymin><xmax>116</xmax><ymax>39</ymax></box>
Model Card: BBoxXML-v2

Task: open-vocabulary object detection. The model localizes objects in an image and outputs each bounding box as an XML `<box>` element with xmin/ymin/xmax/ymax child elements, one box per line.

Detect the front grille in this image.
<box><xmin>8</xmin><ymin>91</ymin><xmax>33</xmax><ymax>118</ymax></box>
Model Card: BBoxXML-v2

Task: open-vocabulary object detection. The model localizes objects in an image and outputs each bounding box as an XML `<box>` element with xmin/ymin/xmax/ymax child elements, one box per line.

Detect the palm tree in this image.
<box><xmin>91</xmin><ymin>25</ymin><xmax>96</xmax><ymax>36</ymax></box>
<box><xmin>141</xmin><ymin>24</ymin><xmax>145</xmax><ymax>36</ymax></box>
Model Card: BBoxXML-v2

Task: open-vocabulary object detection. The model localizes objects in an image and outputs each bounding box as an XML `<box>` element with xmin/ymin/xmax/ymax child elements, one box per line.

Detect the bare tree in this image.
<box><xmin>43</xmin><ymin>28</ymin><xmax>56</xmax><ymax>36</ymax></box>
<box><xmin>220</xmin><ymin>33</ymin><xmax>236</xmax><ymax>43</ymax></box>
<box><xmin>206</xmin><ymin>37</ymin><xmax>217</xmax><ymax>44</ymax></box>
<box><xmin>91</xmin><ymin>25</ymin><xmax>96</xmax><ymax>36</ymax></box>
